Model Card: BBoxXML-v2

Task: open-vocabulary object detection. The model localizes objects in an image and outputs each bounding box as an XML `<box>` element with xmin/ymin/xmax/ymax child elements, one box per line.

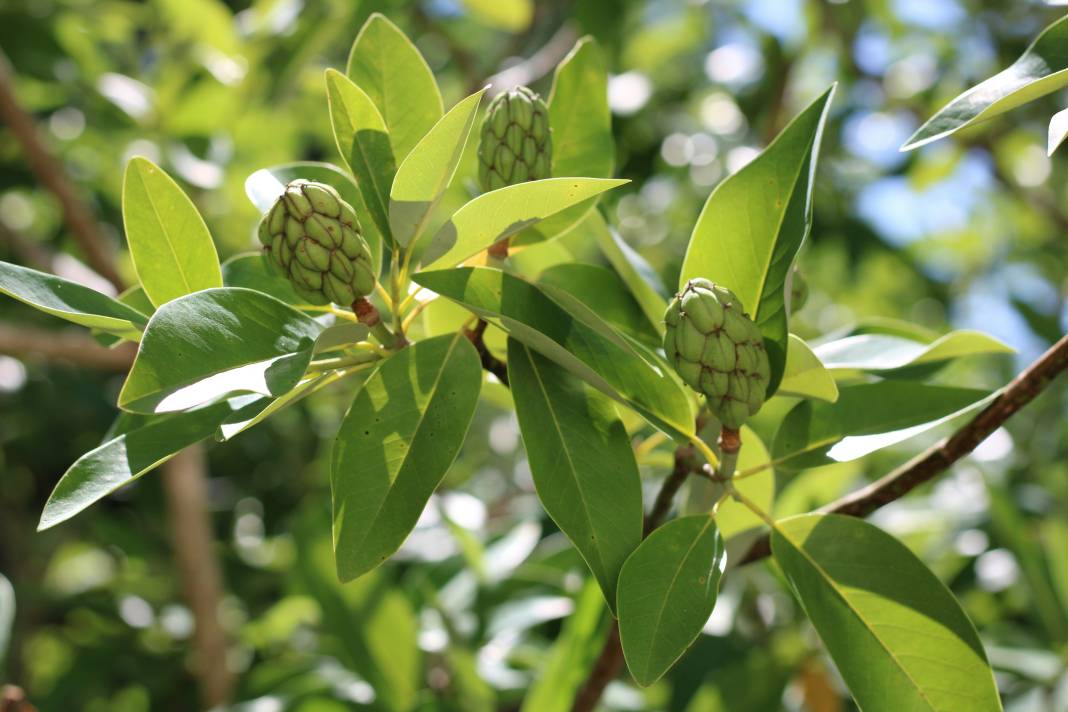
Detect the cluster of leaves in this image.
<box><xmin>4</xmin><ymin>5</ymin><xmax>1068</xmax><ymax>712</ymax></box>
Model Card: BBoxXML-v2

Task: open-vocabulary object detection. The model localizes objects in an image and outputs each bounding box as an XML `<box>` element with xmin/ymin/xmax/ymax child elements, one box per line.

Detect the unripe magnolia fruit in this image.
<box><xmin>258</xmin><ymin>180</ymin><xmax>375</xmax><ymax>306</ymax></box>
<box><xmin>477</xmin><ymin>86</ymin><xmax>552</xmax><ymax>192</ymax></box>
<box><xmin>664</xmin><ymin>279</ymin><xmax>771</xmax><ymax>429</ymax></box>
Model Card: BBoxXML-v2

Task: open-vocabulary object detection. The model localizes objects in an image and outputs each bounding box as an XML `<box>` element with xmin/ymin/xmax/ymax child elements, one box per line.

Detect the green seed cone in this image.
<box><xmin>477</xmin><ymin>86</ymin><xmax>552</xmax><ymax>192</ymax></box>
<box><xmin>664</xmin><ymin>279</ymin><xmax>770</xmax><ymax>429</ymax></box>
<box><xmin>259</xmin><ymin>180</ymin><xmax>375</xmax><ymax>306</ymax></box>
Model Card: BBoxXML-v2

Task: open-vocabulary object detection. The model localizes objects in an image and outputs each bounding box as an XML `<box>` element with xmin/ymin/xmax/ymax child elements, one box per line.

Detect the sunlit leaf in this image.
<box><xmin>325</xmin><ymin>69</ymin><xmax>396</xmax><ymax>241</ymax></box>
<box><xmin>122</xmin><ymin>157</ymin><xmax>222</xmax><ymax>307</ymax></box>
<box><xmin>773</xmin><ymin>514</ymin><xmax>1001</xmax><ymax>711</ymax></box>
<box><xmin>680</xmin><ymin>87</ymin><xmax>835</xmax><ymax>395</ymax></box>
<box><xmin>903</xmin><ymin>14</ymin><xmax>1068</xmax><ymax>150</ymax></box>
<box><xmin>1049</xmin><ymin>107</ymin><xmax>1068</xmax><ymax>155</ymax></box>
<box><xmin>390</xmin><ymin>88</ymin><xmax>485</xmax><ymax>247</ymax></box>
<box><xmin>118</xmin><ymin>288</ymin><xmax>323</xmax><ymax>414</ymax></box>
<box><xmin>778</xmin><ymin>335</ymin><xmax>838</xmax><ymax>402</ymax></box>
<box><xmin>814</xmin><ymin>330</ymin><xmax>1013</xmax><ymax>377</ymax></box>
<box><xmin>347</xmin><ymin>13</ymin><xmax>443</xmax><ymax>162</ymax></box>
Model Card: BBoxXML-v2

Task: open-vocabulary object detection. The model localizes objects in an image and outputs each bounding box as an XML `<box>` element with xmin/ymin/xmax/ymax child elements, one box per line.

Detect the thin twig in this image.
<box><xmin>737</xmin><ymin>333</ymin><xmax>1068</xmax><ymax>565</ymax></box>
<box><xmin>465</xmin><ymin>319</ymin><xmax>509</xmax><ymax>385</ymax></box>
<box><xmin>0</xmin><ymin>49</ymin><xmax>124</xmax><ymax>291</ymax></box>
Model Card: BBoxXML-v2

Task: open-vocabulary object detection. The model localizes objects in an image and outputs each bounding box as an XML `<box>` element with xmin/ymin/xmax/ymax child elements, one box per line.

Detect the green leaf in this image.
<box><xmin>420</xmin><ymin>178</ymin><xmax>628</xmax><ymax>270</ymax></box>
<box><xmin>216</xmin><ymin>372</ymin><xmax>340</xmax><ymax>442</ymax></box>
<box><xmin>221</xmin><ymin>252</ymin><xmax>303</xmax><ymax>306</ymax></box>
<box><xmin>520</xmin><ymin>579</ymin><xmax>610</xmax><ymax>712</ymax></box>
<box><xmin>332</xmin><ymin>332</ymin><xmax>482</xmax><ymax>581</ymax></box>
<box><xmin>1049</xmin><ymin>107</ymin><xmax>1068</xmax><ymax>156</ymax></box>
<box><xmin>38</xmin><ymin>400</ymin><xmax>241</xmax><ymax>530</ymax></box>
<box><xmin>772</xmin><ymin>382</ymin><xmax>991</xmax><ymax>470</ymax></box>
<box><xmin>617</xmin><ymin>515</ymin><xmax>725</xmax><ymax>686</ymax></box>
<box><xmin>390</xmin><ymin>88</ymin><xmax>485</xmax><ymax>247</ymax></box>
<box><xmin>118</xmin><ymin>288</ymin><xmax>323</xmax><ymax>414</ymax></box>
<box><xmin>772</xmin><ymin>514</ymin><xmax>1001</xmax><ymax>711</ymax></box>
<box><xmin>508</xmin><ymin>339</ymin><xmax>643</xmax><ymax>607</ymax></box>
<box><xmin>589</xmin><ymin>210</ymin><xmax>669</xmax><ymax>335</ymax></box>
<box><xmin>537</xmin><ymin>262</ymin><xmax>660</xmax><ymax>345</ymax></box>
<box><xmin>815</xmin><ymin>330</ymin><xmax>1014</xmax><ymax>377</ymax></box>
<box><xmin>346</xmin><ymin>13</ymin><xmax>443</xmax><ymax>163</ymax></box>
<box><xmin>517</xmin><ymin>36</ymin><xmax>614</xmax><ymax>244</ymax></box>
<box><xmin>0</xmin><ymin>573</ymin><xmax>12</xmax><ymax>670</ymax></box>
<box><xmin>0</xmin><ymin>261</ymin><xmax>147</xmax><ymax>335</ymax></box>
<box><xmin>902</xmin><ymin>14</ymin><xmax>1068</xmax><ymax>151</ymax></box>
<box><xmin>679</xmin><ymin>86</ymin><xmax>835</xmax><ymax>395</ymax></box>
<box><xmin>325</xmin><ymin>69</ymin><xmax>396</xmax><ymax>241</ymax></box>
<box><xmin>462</xmin><ymin>0</ymin><xmax>533</xmax><ymax>31</ymax></box>
<box><xmin>778</xmin><ymin>334</ymin><xmax>838</xmax><ymax>402</ymax></box>
<box><xmin>122</xmin><ymin>157</ymin><xmax>222</xmax><ymax>308</ymax></box>
<box><xmin>244</xmin><ymin>161</ymin><xmax>384</xmax><ymax>277</ymax></box>
<box><xmin>413</xmin><ymin>266</ymin><xmax>695</xmax><ymax>438</ymax></box>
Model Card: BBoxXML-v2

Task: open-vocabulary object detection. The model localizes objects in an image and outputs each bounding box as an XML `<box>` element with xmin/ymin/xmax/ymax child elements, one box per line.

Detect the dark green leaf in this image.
<box><xmin>332</xmin><ymin>332</ymin><xmax>482</xmax><ymax>581</ymax></box>
<box><xmin>118</xmin><ymin>288</ymin><xmax>323</xmax><ymax>413</ymax></box>
<box><xmin>617</xmin><ymin>515</ymin><xmax>725</xmax><ymax>686</ymax></box>
<box><xmin>537</xmin><ymin>262</ymin><xmax>659</xmax><ymax>345</ymax></box>
<box><xmin>772</xmin><ymin>514</ymin><xmax>1001</xmax><ymax>711</ymax></box>
<box><xmin>508</xmin><ymin>339</ymin><xmax>643</xmax><ymax>607</ymax></box>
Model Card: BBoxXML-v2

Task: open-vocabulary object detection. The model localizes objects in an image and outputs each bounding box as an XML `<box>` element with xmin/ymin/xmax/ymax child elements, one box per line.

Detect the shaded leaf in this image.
<box><xmin>772</xmin><ymin>382</ymin><xmax>992</xmax><ymax>470</ymax></box>
<box><xmin>685</xmin><ymin>426</ymin><xmax>773</xmax><ymax>539</ymax></box>
<box><xmin>413</xmin><ymin>266</ymin><xmax>695</xmax><ymax>437</ymax></box>
<box><xmin>122</xmin><ymin>157</ymin><xmax>222</xmax><ymax>307</ymax></box>
<box><xmin>618</xmin><ymin>515</ymin><xmax>725</xmax><ymax>686</ymax></box>
<box><xmin>773</xmin><ymin>514</ymin><xmax>1001</xmax><ymax>711</ymax></box>
<box><xmin>679</xmin><ymin>87</ymin><xmax>835</xmax><ymax>395</ymax></box>
<box><xmin>0</xmin><ymin>260</ymin><xmax>147</xmax><ymax>335</ymax></box>
<box><xmin>589</xmin><ymin>210</ymin><xmax>669</xmax><ymax>334</ymax></box>
<box><xmin>508</xmin><ymin>339</ymin><xmax>643</xmax><ymax>607</ymax></box>
<box><xmin>537</xmin><ymin>262</ymin><xmax>660</xmax><ymax>345</ymax></box>
<box><xmin>332</xmin><ymin>333</ymin><xmax>482</xmax><ymax>581</ymax></box>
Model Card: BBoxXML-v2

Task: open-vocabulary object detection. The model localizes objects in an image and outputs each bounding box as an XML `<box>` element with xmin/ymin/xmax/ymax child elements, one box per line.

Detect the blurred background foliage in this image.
<box><xmin>1</xmin><ymin>0</ymin><xmax>1068</xmax><ymax>710</ymax></box>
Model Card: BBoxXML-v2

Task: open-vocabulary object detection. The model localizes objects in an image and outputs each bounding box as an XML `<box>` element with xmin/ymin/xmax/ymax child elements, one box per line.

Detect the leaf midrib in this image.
<box><xmin>780</xmin><ymin>531</ymin><xmax>936</xmax><ymax>710</ymax></box>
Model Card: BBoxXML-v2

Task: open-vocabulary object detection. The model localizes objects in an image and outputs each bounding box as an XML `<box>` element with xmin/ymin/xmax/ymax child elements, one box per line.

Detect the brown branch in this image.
<box><xmin>738</xmin><ymin>332</ymin><xmax>1068</xmax><ymax>565</ymax></box>
<box><xmin>0</xmin><ymin>322</ymin><xmax>135</xmax><ymax>371</ymax></box>
<box><xmin>466</xmin><ymin>319</ymin><xmax>509</xmax><ymax>386</ymax></box>
<box><xmin>160</xmin><ymin>446</ymin><xmax>234</xmax><ymax>709</ymax></box>
<box><xmin>0</xmin><ymin>49</ymin><xmax>124</xmax><ymax>292</ymax></box>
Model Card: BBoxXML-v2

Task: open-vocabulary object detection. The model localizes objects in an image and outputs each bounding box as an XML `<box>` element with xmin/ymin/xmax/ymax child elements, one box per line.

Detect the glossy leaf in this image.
<box><xmin>221</xmin><ymin>252</ymin><xmax>303</xmax><ymax>306</ymax></box>
<box><xmin>815</xmin><ymin>330</ymin><xmax>1014</xmax><ymax>376</ymax></box>
<box><xmin>537</xmin><ymin>262</ymin><xmax>659</xmax><ymax>345</ymax></box>
<box><xmin>420</xmin><ymin>178</ymin><xmax>628</xmax><ymax>270</ymax></box>
<box><xmin>38</xmin><ymin>400</ymin><xmax>242</xmax><ymax>529</ymax></box>
<box><xmin>772</xmin><ymin>514</ymin><xmax>1001</xmax><ymax>711</ymax></box>
<box><xmin>0</xmin><ymin>260</ymin><xmax>147</xmax><ymax>335</ymax></box>
<box><xmin>413</xmin><ymin>266</ymin><xmax>695</xmax><ymax>438</ymax></box>
<box><xmin>325</xmin><ymin>69</ymin><xmax>396</xmax><ymax>241</ymax></box>
<box><xmin>589</xmin><ymin>210</ymin><xmax>668</xmax><ymax>334</ymax></box>
<box><xmin>216</xmin><ymin>373</ymin><xmax>339</xmax><ymax>442</ymax></box>
<box><xmin>517</xmin><ymin>36</ymin><xmax>614</xmax><ymax>244</ymax></box>
<box><xmin>778</xmin><ymin>334</ymin><xmax>838</xmax><ymax>402</ymax></box>
<box><xmin>508</xmin><ymin>339</ymin><xmax>643</xmax><ymax>607</ymax></box>
<box><xmin>122</xmin><ymin>157</ymin><xmax>222</xmax><ymax>307</ymax></box>
<box><xmin>119</xmin><ymin>288</ymin><xmax>323</xmax><ymax>414</ymax></box>
<box><xmin>1049</xmin><ymin>107</ymin><xmax>1068</xmax><ymax>156</ymax></box>
<box><xmin>902</xmin><ymin>14</ymin><xmax>1068</xmax><ymax>151</ymax></box>
<box><xmin>772</xmin><ymin>382</ymin><xmax>991</xmax><ymax>470</ymax></box>
<box><xmin>346</xmin><ymin>13</ymin><xmax>443</xmax><ymax>163</ymax></box>
<box><xmin>332</xmin><ymin>333</ymin><xmax>482</xmax><ymax>581</ymax></box>
<box><xmin>679</xmin><ymin>86</ymin><xmax>835</xmax><ymax>395</ymax></box>
<box><xmin>617</xmin><ymin>515</ymin><xmax>725</xmax><ymax>686</ymax></box>
<box><xmin>390</xmin><ymin>88</ymin><xmax>485</xmax><ymax>247</ymax></box>
<box><xmin>244</xmin><ymin>161</ymin><xmax>384</xmax><ymax>276</ymax></box>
